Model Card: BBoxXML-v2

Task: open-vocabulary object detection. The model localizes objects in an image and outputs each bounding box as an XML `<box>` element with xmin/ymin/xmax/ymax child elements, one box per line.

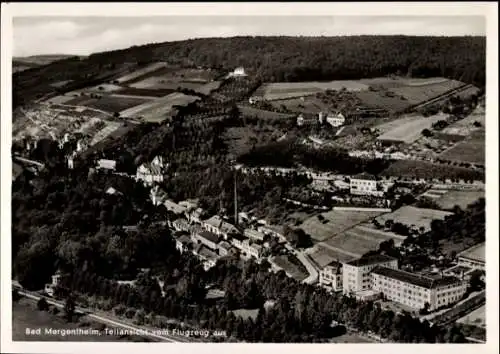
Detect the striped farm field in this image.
<box><xmin>115</xmin><ymin>62</ymin><xmax>168</xmax><ymax>83</ymax></box>
<box><xmin>388</xmin><ymin>80</ymin><xmax>465</xmax><ymax>104</ymax></box>
<box><xmin>257</xmin><ymin>81</ymin><xmax>370</xmax><ymax>101</ymax></box>
<box><xmin>375</xmin><ymin>205</ymin><xmax>452</xmax><ymax>232</ymax></box>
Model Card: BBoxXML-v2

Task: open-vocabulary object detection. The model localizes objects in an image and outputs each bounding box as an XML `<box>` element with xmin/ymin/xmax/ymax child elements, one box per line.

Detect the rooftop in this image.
<box><xmin>198</xmin><ymin>245</ymin><xmax>219</xmax><ymax>261</ymax></box>
<box><xmin>372</xmin><ymin>266</ymin><xmax>463</xmax><ymax>289</ymax></box>
<box><xmin>458</xmin><ymin>243</ymin><xmax>485</xmax><ymax>263</ymax></box>
<box><xmin>346</xmin><ymin>254</ymin><xmax>397</xmax><ymax>267</ymax></box>
<box><xmin>197</xmin><ymin>230</ymin><xmax>220</xmax><ymax>244</ymax></box>
<box><xmin>164</xmin><ymin>200</ymin><xmax>187</xmax><ymax>214</ymax></box>
<box><xmin>177</xmin><ymin>234</ymin><xmax>192</xmax><ymax>244</ymax></box>
<box><xmin>351</xmin><ymin>172</ymin><xmax>378</xmax><ymax>181</ymax></box>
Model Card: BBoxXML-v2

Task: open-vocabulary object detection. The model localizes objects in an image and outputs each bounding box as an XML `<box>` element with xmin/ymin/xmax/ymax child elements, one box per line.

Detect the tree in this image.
<box><xmin>421</xmin><ymin>129</ymin><xmax>433</xmax><ymax>137</ymax></box>
<box><xmin>37</xmin><ymin>297</ymin><xmax>49</xmax><ymax>311</ymax></box>
<box><xmin>64</xmin><ymin>295</ymin><xmax>76</xmax><ymax>322</ymax></box>
<box><xmin>285</xmin><ymin>228</ymin><xmax>313</xmax><ymax>249</ymax></box>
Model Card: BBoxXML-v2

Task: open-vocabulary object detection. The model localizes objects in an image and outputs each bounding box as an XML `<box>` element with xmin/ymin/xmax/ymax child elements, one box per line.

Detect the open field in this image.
<box><xmin>376</xmin><ymin>113</ymin><xmax>450</xmax><ymax>144</ymax></box>
<box><xmin>119</xmin><ymin>92</ymin><xmax>200</xmax><ymax>122</ymax></box>
<box><xmin>381</xmin><ymin>159</ymin><xmax>485</xmax><ymax>181</ymax></box>
<box><xmin>299</xmin><ymin>209</ymin><xmax>385</xmax><ymax>242</ymax></box>
<box><xmin>439</xmin><ymin>131</ymin><xmax>485</xmax><ymax>165</ymax></box>
<box><xmin>46</xmin><ymin>95</ymin><xmax>79</xmax><ymax>105</ymax></box>
<box><xmin>456</xmin><ymin>305</ymin><xmax>486</xmax><ymax>327</ymax></box>
<box><xmin>64</xmin><ymin>95</ymin><xmax>151</xmax><ymax>114</ymax></box>
<box><xmin>421</xmin><ymin>189</ymin><xmax>484</xmax><ymax>210</ymax></box>
<box><xmin>307</xmin><ymin>244</ymin><xmax>356</xmax><ymax>267</ymax></box>
<box><xmin>129</xmin><ymin>67</ymin><xmax>218</xmax><ymax>89</ymax></box>
<box><xmin>194</xmin><ymin>81</ymin><xmax>223</xmax><ymax>95</ymax></box>
<box><xmin>329</xmin><ymin>332</ymin><xmax>375</xmax><ymax>343</ymax></box>
<box><xmin>12</xmin><ymin>298</ymin><xmax>147</xmax><ymax>342</ymax></box>
<box><xmin>375</xmin><ymin>205</ymin><xmax>452</xmax><ymax>232</ymax></box>
<box><xmin>268</xmin><ymin>96</ymin><xmax>332</xmax><ymax>114</ymax></box>
<box><xmin>355</xmin><ymin>91</ymin><xmax>411</xmax><ymax>113</ymax></box>
<box><xmin>442</xmin><ymin>106</ymin><xmax>485</xmax><ymax>136</ymax></box>
<box><xmin>255</xmin><ymin>81</ymin><xmax>370</xmax><ymax>101</ymax></box>
<box><xmin>115</xmin><ymin>62</ymin><xmax>168</xmax><ymax>83</ymax></box>
<box><xmin>272</xmin><ymin>255</ymin><xmax>309</xmax><ymax>281</ymax></box>
<box><xmin>222</xmin><ymin>125</ymin><xmax>283</xmax><ymax>158</ymax></box>
<box><xmin>388</xmin><ymin>80</ymin><xmax>465</xmax><ymax>104</ymax></box>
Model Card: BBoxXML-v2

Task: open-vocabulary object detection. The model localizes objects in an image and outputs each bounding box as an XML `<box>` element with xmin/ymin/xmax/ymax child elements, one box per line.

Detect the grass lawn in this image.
<box><xmin>375</xmin><ymin>205</ymin><xmax>452</xmax><ymax>232</ymax></box>
<box><xmin>12</xmin><ymin>298</ymin><xmax>149</xmax><ymax>342</ymax></box>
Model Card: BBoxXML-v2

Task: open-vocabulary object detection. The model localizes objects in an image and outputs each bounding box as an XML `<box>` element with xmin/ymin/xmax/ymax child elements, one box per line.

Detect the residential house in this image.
<box><xmin>257</xmin><ymin>224</ymin><xmax>286</xmax><ymax>242</ymax></box>
<box><xmin>244</xmin><ymin>228</ymin><xmax>265</xmax><ymax>242</ymax></box>
<box><xmin>150</xmin><ymin>186</ymin><xmax>169</xmax><ymax>206</ymax></box>
<box><xmin>233</xmin><ymin>67</ymin><xmax>247</xmax><ymax>77</ymax></box>
<box><xmin>176</xmin><ymin>234</ymin><xmax>193</xmax><ymax>254</ymax></box>
<box><xmin>202</xmin><ymin>215</ymin><xmax>239</xmax><ymax>239</ymax></box>
<box><xmin>319</xmin><ymin>261</ymin><xmax>343</xmax><ymax>292</ymax></box>
<box><xmin>371</xmin><ymin>267</ymin><xmax>467</xmax><ymax>311</ymax></box>
<box><xmin>325</xmin><ymin>112</ymin><xmax>346</xmax><ymax>127</ymax></box>
<box><xmin>194</xmin><ymin>230</ymin><xmax>220</xmax><ymax>251</ymax></box>
<box><xmin>164</xmin><ymin>200</ymin><xmax>187</xmax><ymax>216</ymax></box>
<box><xmin>172</xmin><ymin>218</ymin><xmax>190</xmax><ymax>232</ymax></box>
<box><xmin>179</xmin><ymin>199</ymin><xmax>199</xmax><ymax>212</ymax></box>
<box><xmin>136</xmin><ymin>155</ymin><xmax>166</xmax><ymax>186</ymax></box>
<box><xmin>342</xmin><ymin>254</ymin><xmax>398</xmax><ymax>295</ymax></box>
<box><xmin>230</xmin><ymin>233</ymin><xmax>247</xmax><ymax>250</ymax></box>
<box><xmin>96</xmin><ymin>159</ymin><xmax>116</xmax><ymax>171</ymax></box>
<box><xmin>188</xmin><ymin>207</ymin><xmax>206</xmax><ymax>224</ymax></box>
<box><xmin>194</xmin><ymin>244</ymin><xmax>219</xmax><ymax>271</ymax></box>
<box><xmin>350</xmin><ymin>172</ymin><xmax>384</xmax><ymax>197</ymax></box>
<box><xmin>217</xmin><ymin>241</ymin><xmax>234</xmax><ymax>257</ymax></box>
<box><xmin>232</xmin><ymin>236</ymin><xmax>262</xmax><ymax>259</ymax></box>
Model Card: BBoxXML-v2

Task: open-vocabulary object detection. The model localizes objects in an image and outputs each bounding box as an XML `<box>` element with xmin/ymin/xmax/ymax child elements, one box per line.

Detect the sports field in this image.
<box><xmin>375</xmin><ymin>205</ymin><xmax>452</xmax><ymax>232</ymax></box>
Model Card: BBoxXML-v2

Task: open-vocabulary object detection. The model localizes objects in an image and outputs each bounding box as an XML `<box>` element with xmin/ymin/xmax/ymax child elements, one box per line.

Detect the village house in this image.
<box><xmin>188</xmin><ymin>207</ymin><xmax>206</xmax><ymax>224</ymax></box>
<box><xmin>244</xmin><ymin>228</ymin><xmax>266</xmax><ymax>242</ymax></box>
<box><xmin>193</xmin><ymin>244</ymin><xmax>219</xmax><ymax>271</ymax></box>
<box><xmin>136</xmin><ymin>156</ymin><xmax>166</xmax><ymax>186</ymax></box>
<box><xmin>202</xmin><ymin>215</ymin><xmax>239</xmax><ymax>239</ymax></box>
<box><xmin>257</xmin><ymin>224</ymin><xmax>287</xmax><ymax>242</ymax></box>
<box><xmin>175</xmin><ymin>234</ymin><xmax>193</xmax><ymax>254</ymax></box>
<box><xmin>350</xmin><ymin>172</ymin><xmax>385</xmax><ymax>197</ymax></box>
<box><xmin>150</xmin><ymin>186</ymin><xmax>169</xmax><ymax>206</ymax></box>
<box><xmin>217</xmin><ymin>241</ymin><xmax>234</xmax><ymax>257</ymax></box>
<box><xmin>325</xmin><ymin>112</ymin><xmax>346</xmax><ymax>127</ymax></box>
<box><xmin>163</xmin><ymin>199</ymin><xmax>187</xmax><ymax>216</ymax></box>
<box><xmin>96</xmin><ymin>159</ymin><xmax>116</xmax><ymax>171</ymax></box>
<box><xmin>193</xmin><ymin>230</ymin><xmax>221</xmax><ymax>251</ymax></box>
<box><xmin>319</xmin><ymin>261</ymin><xmax>343</xmax><ymax>292</ymax></box>
<box><xmin>230</xmin><ymin>233</ymin><xmax>247</xmax><ymax>250</ymax></box>
<box><xmin>172</xmin><ymin>218</ymin><xmax>190</xmax><ymax>232</ymax></box>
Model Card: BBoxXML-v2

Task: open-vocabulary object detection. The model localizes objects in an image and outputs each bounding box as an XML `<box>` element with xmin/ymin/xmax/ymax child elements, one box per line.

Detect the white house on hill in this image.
<box><xmin>136</xmin><ymin>155</ymin><xmax>166</xmax><ymax>186</ymax></box>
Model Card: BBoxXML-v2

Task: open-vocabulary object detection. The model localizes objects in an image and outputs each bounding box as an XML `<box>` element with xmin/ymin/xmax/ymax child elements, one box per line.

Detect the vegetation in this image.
<box><xmin>14</xmin><ymin>36</ymin><xmax>485</xmax><ymax>108</ymax></box>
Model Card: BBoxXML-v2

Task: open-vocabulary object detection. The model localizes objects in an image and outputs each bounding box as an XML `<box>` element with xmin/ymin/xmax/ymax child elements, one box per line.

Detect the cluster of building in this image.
<box><xmin>296</xmin><ymin>112</ymin><xmax>346</xmax><ymax>128</ymax></box>
<box><xmin>319</xmin><ymin>253</ymin><xmax>475</xmax><ymax>312</ymax></box>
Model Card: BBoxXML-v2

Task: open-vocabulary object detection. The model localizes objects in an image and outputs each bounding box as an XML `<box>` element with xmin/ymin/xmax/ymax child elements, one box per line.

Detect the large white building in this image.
<box><xmin>371</xmin><ymin>267</ymin><xmax>467</xmax><ymax>311</ymax></box>
<box><xmin>342</xmin><ymin>255</ymin><xmax>398</xmax><ymax>295</ymax></box>
<box><xmin>350</xmin><ymin>173</ymin><xmax>384</xmax><ymax>197</ymax></box>
<box><xmin>319</xmin><ymin>261</ymin><xmax>343</xmax><ymax>292</ymax></box>
<box><xmin>136</xmin><ymin>156</ymin><xmax>166</xmax><ymax>186</ymax></box>
<box><xmin>325</xmin><ymin>112</ymin><xmax>346</xmax><ymax>127</ymax></box>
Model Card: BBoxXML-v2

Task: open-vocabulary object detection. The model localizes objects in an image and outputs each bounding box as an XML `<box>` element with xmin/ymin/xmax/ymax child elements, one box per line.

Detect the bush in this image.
<box><xmin>50</xmin><ymin>306</ymin><xmax>60</xmax><ymax>315</ymax></box>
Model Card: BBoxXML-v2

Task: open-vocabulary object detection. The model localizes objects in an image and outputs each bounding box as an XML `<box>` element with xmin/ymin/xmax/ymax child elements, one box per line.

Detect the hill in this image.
<box><xmin>13</xmin><ymin>36</ymin><xmax>485</xmax><ymax>108</ymax></box>
<box><xmin>13</xmin><ymin>54</ymin><xmax>79</xmax><ymax>73</ymax></box>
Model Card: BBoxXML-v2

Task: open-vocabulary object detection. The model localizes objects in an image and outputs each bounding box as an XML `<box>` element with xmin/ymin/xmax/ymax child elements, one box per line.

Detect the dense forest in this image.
<box><xmin>13</xmin><ymin>36</ymin><xmax>485</xmax><ymax>107</ymax></box>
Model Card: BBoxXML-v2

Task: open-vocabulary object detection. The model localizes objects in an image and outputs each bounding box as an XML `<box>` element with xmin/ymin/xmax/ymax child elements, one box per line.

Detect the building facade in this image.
<box><xmin>342</xmin><ymin>255</ymin><xmax>398</xmax><ymax>295</ymax></box>
<box><xmin>319</xmin><ymin>262</ymin><xmax>343</xmax><ymax>292</ymax></box>
<box><xmin>350</xmin><ymin>173</ymin><xmax>384</xmax><ymax>197</ymax></box>
<box><xmin>371</xmin><ymin>267</ymin><xmax>467</xmax><ymax>311</ymax></box>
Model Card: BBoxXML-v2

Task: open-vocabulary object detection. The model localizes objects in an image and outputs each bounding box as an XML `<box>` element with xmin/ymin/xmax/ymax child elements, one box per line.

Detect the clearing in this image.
<box><xmin>375</xmin><ymin>205</ymin><xmax>452</xmax><ymax>232</ymax></box>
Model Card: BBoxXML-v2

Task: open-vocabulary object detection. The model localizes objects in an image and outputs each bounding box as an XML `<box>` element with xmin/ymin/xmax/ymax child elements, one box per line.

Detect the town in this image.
<box><xmin>10</xmin><ymin>33</ymin><xmax>487</xmax><ymax>345</ymax></box>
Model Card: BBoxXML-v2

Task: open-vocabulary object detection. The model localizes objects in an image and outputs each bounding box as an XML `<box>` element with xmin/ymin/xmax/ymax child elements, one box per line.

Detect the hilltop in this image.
<box><xmin>13</xmin><ymin>35</ymin><xmax>485</xmax><ymax>108</ymax></box>
<box><xmin>12</xmin><ymin>54</ymin><xmax>80</xmax><ymax>73</ymax></box>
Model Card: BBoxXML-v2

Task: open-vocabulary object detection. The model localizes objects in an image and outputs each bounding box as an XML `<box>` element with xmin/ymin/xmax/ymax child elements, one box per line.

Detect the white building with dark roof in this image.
<box><xmin>342</xmin><ymin>254</ymin><xmax>398</xmax><ymax>295</ymax></box>
<box><xmin>136</xmin><ymin>155</ymin><xmax>166</xmax><ymax>186</ymax></box>
<box><xmin>350</xmin><ymin>173</ymin><xmax>384</xmax><ymax>197</ymax></box>
<box><xmin>202</xmin><ymin>215</ymin><xmax>239</xmax><ymax>239</ymax></box>
<box><xmin>457</xmin><ymin>243</ymin><xmax>485</xmax><ymax>271</ymax></box>
<box><xmin>319</xmin><ymin>261</ymin><xmax>343</xmax><ymax>292</ymax></box>
<box><xmin>96</xmin><ymin>159</ymin><xmax>116</xmax><ymax>171</ymax></box>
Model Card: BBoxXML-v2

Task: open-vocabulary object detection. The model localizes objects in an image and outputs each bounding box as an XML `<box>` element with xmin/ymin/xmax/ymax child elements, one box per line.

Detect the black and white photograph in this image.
<box><xmin>1</xmin><ymin>2</ymin><xmax>498</xmax><ymax>353</ymax></box>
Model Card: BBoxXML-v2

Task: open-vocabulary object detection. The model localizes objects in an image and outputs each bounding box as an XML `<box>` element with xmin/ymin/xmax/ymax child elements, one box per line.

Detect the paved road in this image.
<box><xmin>17</xmin><ymin>290</ymin><xmax>198</xmax><ymax>343</ymax></box>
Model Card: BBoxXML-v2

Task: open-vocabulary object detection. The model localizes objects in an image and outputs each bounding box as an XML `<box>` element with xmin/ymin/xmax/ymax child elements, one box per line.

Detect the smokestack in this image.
<box><xmin>234</xmin><ymin>171</ymin><xmax>238</xmax><ymax>225</ymax></box>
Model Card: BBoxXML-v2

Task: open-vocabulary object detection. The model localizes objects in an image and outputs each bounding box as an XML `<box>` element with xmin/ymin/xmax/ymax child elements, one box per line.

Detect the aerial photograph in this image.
<box><xmin>5</xmin><ymin>8</ymin><xmax>493</xmax><ymax>347</ymax></box>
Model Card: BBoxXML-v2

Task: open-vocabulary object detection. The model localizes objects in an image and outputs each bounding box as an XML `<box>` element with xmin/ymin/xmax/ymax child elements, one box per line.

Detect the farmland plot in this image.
<box><xmin>382</xmin><ymin>159</ymin><xmax>485</xmax><ymax>181</ymax></box>
<box><xmin>355</xmin><ymin>91</ymin><xmax>411</xmax><ymax>113</ymax></box>
<box><xmin>258</xmin><ymin>81</ymin><xmax>370</xmax><ymax>101</ymax></box>
<box><xmin>119</xmin><ymin>92</ymin><xmax>200</xmax><ymax>122</ymax></box>
<box><xmin>439</xmin><ymin>131</ymin><xmax>485</xmax><ymax>165</ymax></box>
<box><xmin>422</xmin><ymin>189</ymin><xmax>485</xmax><ymax>210</ymax></box>
<box><xmin>308</xmin><ymin>244</ymin><xmax>356</xmax><ymax>266</ymax></box>
<box><xmin>388</xmin><ymin>80</ymin><xmax>464</xmax><ymax>104</ymax></box>
<box><xmin>115</xmin><ymin>62</ymin><xmax>168</xmax><ymax>83</ymax></box>
<box><xmin>376</xmin><ymin>113</ymin><xmax>450</xmax><ymax>144</ymax></box>
<box><xmin>375</xmin><ymin>205</ymin><xmax>452</xmax><ymax>232</ymax></box>
<box><xmin>442</xmin><ymin>106</ymin><xmax>485</xmax><ymax>136</ymax></box>
<box><xmin>299</xmin><ymin>209</ymin><xmax>384</xmax><ymax>242</ymax></box>
<box><xmin>129</xmin><ymin>68</ymin><xmax>217</xmax><ymax>90</ymax></box>
<box><xmin>64</xmin><ymin>95</ymin><xmax>151</xmax><ymax>113</ymax></box>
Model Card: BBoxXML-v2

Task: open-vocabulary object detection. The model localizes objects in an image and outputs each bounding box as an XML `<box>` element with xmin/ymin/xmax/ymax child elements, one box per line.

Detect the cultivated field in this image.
<box><xmin>238</xmin><ymin>105</ymin><xmax>296</xmax><ymax>120</ymax></box>
<box><xmin>129</xmin><ymin>67</ymin><xmax>218</xmax><ymax>90</ymax></box>
<box><xmin>115</xmin><ymin>62</ymin><xmax>168</xmax><ymax>83</ymax></box>
<box><xmin>45</xmin><ymin>95</ymin><xmax>79</xmax><ymax>105</ymax></box>
<box><xmin>299</xmin><ymin>209</ymin><xmax>385</xmax><ymax>242</ymax></box>
<box><xmin>355</xmin><ymin>91</ymin><xmax>411</xmax><ymax>113</ymax></box>
<box><xmin>381</xmin><ymin>159</ymin><xmax>485</xmax><ymax>181</ymax></box>
<box><xmin>307</xmin><ymin>244</ymin><xmax>356</xmax><ymax>267</ymax></box>
<box><xmin>456</xmin><ymin>305</ymin><xmax>486</xmax><ymax>328</ymax></box>
<box><xmin>388</xmin><ymin>80</ymin><xmax>465</xmax><ymax>104</ymax></box>
<box><xmin>376</xmin><ymin>113</ymin><xmax>450</xmax><ymax>144</ymax></box>
<box><xmin>194</xmin><ymin>81</ymin><xmax>223</xmax><ymax>95</ymax></box>
<box><xmin>222</xmin><ymin>126</ymin><xmax>283</xmax><ymax>158</ymax></box>
<box><xmin>442</xmin><ymin>106</ymin><xmax>485</xmax><ymax>136</ymax></box>
<box><xmin>268</xmin><ymin>96</ymin><xmax>332</xmax><ymax>114</ymax></box>
<box><xmin>375</xmin><ymin>205</ymin><xmax>452</xmax><ymax>232</ymax></box>
<box><xmin>256</xmin><ymin>81</ymin><xmax>370</xmax><ymax>101</ymax></box>
<box><xmin>119</xmin><ymin>92</ymin><xmax>200</xmax><ymax>122</ymax></box>
<box><xmin>65</xmin><ymin>95</ymin><xmax>152</xmax><ymax>114</ymax></box>
<box><xmin>420</xmin><ymin>189</ymin><xmax>484</xmax><ymax>210</ymax></box>
<box><xmin>439</xmin><ymin>131</ymin><xmax>485</xmax><ymax>165</ymax></box>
